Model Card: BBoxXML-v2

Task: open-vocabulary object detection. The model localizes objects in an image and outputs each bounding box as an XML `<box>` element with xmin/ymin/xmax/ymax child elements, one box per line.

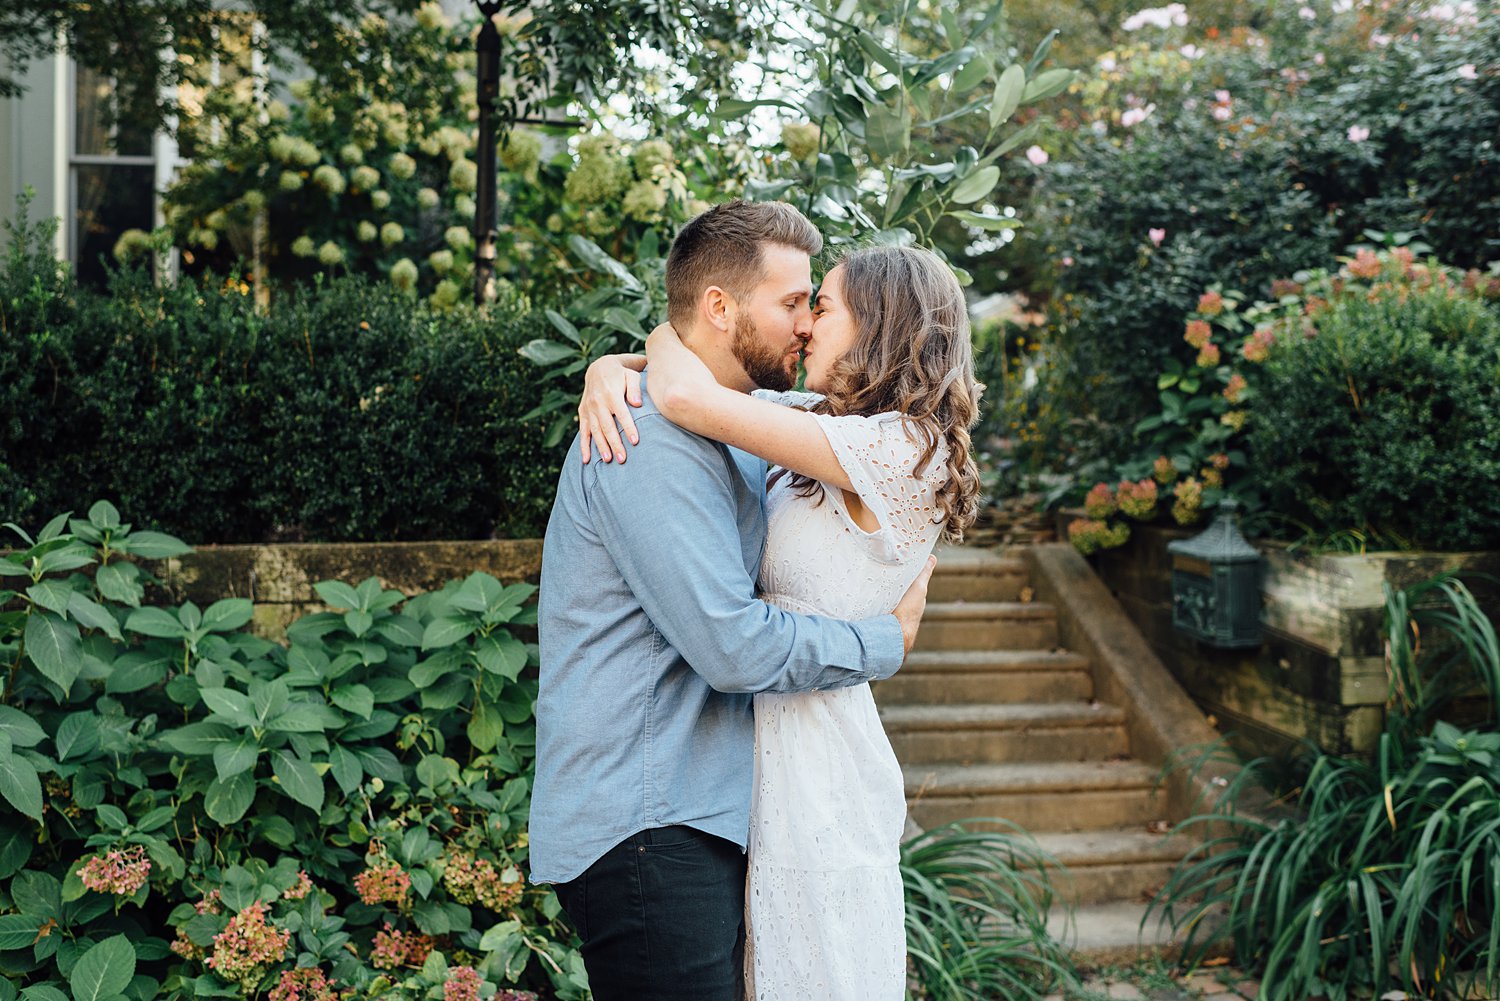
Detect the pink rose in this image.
<box><xmin>1148</xmin><ymin>227</ymin><xmax>1167</xmax><ymax>247</ymax></box>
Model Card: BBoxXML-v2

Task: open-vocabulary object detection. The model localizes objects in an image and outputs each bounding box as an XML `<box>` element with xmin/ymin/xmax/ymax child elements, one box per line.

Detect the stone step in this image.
<box><xmin>914</xmin><ymin>602</ymin><xmax>1058</xmax><ymax>652</ymax></box>
<box><xmin>876</xmin><ymin>650</ymin><xmax>1094</xmax><ymax>704</ymax></box>
<box><xmin>928</xmin><ymin>547</ymin><xmax>1028</xmax><ymax>603</ymax></box>
<box><xmin>1034</xmin><ymin>828</ymin><xmax>1195</xmax><ymax>907</ymax></box>
<box><xmin>1046</xmin><ymin>900</ymin><xmax>1229</xmax><ymax>964</ymax></box>
<box><xmin>881</xmin><ymin>701</ymin><xmax>1129</xmax><ymax>764</ymax></box>
<box><xmin>904</xmin><ymin>761</ymin><xmax>1167</xmax><ymax>832</ymax></box>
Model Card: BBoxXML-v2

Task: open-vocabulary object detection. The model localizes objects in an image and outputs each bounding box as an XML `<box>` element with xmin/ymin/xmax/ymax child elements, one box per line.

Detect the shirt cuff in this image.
<box><xmin>860</xmin><ymin>614</ymin><xmax>907</xmax><ymax>681</ymax></box>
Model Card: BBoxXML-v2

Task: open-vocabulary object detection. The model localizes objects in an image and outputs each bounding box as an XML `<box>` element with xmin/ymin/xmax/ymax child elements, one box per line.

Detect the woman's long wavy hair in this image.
<box><xmin>787</xmin><ymin>245</ymin><xmax>983</xmax><ymax>541</ymax></box>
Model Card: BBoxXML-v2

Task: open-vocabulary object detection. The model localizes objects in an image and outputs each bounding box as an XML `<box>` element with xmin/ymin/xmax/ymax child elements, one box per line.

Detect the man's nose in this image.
<box><xmin>794</xmin><ymin>305</ymin><xmax>814</xmax><ymax>337</ymax></box>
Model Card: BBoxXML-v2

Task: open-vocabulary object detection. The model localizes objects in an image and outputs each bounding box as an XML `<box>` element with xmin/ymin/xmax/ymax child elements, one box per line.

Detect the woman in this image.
<box><xmin>579</xmin><ymin>244</ymin><xmax>981</xmax><ymax>999</ymax></box>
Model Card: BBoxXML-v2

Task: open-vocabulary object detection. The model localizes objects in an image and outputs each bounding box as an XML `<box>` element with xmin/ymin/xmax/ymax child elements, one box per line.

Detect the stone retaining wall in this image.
<box><xmin>152</xmin><ymin>540</ymin><xmax>544</xmax><ymax>640</ymax></box>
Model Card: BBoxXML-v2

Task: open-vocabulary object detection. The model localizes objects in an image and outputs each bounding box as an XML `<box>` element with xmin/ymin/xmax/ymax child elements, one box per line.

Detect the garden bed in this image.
<box><xmin>1077</xmin><ymin>518</ymin><xmax>1500</xmax><ymax>755</ymax></box>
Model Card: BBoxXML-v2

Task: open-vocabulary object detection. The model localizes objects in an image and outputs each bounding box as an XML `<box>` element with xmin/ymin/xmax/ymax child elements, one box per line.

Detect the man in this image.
<box><xmin>529</xmin><ymin>200</ymin><xmax>932</xmax><ymax>1001</ymax></box>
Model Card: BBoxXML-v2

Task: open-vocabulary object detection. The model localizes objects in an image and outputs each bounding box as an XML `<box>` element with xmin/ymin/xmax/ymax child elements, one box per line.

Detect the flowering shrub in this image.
<box><xmin>153</xmin><ymin>6</ymin><xmax>707</xmax><ymax>306</ymax></box>
<box><xmin>1022</xmin><ymin>0</ymin><xmax>1499</xmax><ymax>471</ymax></box>
<box><xmin>0</xmin><ymin>502</ymin><xmax>589</xmax><ymax>999</ymax></box>
<box><xmin>1246</xmin><ymin>246</ymin><xmax>1500</xmax><ymax>549</ymax></box>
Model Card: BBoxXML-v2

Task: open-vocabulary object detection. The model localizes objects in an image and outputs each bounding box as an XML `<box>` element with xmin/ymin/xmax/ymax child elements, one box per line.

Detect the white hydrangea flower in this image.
<box><xmin>291</xmin><ymin>235</ymin><xmax>317</xmax><ymax>257</ymax></box>
<box><xmin>390</xmin><ymin>257</ymin><xmax>418</xmax><ymax>291</ymax></box>
<box><xmin>371</xmin><ymin>190</ymin><xmax>391</xmax><ymax>210</ymax></box>
<box><xmin>318</xmin><ymin>241</ymin><xmax>344</xmax><ymax>265</ymax></box>
<box><xmin>418</xmin><ymin>187</ymin><xmax>441</xmax><ymax>210</ymax></box>
<box><xmin>381</xmin><ymin>221</ymin><xmax>405</xmax><ymax>247</ymax></box>
<box><xmin>357</xmin><ymin>221</ymin><xmax>378</xmax><ymax>242</ymax></box>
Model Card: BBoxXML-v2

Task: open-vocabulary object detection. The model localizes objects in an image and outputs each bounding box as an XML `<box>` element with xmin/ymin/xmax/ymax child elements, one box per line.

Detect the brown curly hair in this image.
<box><xmin>786</xmin><ymin>245</ymin><xmax>983</xmax><ymax>541</ymax></box>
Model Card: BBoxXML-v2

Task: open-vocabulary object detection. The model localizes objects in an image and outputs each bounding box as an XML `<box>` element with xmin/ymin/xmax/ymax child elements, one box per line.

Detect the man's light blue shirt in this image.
<box><xmin>528</xmin><ymin>376</ymin><xmax>906</xmax><ymax>885</ymax></box>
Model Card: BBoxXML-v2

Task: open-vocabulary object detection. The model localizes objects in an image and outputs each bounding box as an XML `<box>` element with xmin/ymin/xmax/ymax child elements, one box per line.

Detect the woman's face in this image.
<box><xmin>805</xmin><ymin>264</ymin><xmax>860</xmax><ymax>393</ymax></box>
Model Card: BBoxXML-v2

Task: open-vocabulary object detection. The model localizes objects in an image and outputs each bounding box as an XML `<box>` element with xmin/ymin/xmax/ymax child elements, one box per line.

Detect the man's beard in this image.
<box><xmin>731</xmin><ymin>312</ymin><xmax>795</xmax><ymax>392</ymax></box>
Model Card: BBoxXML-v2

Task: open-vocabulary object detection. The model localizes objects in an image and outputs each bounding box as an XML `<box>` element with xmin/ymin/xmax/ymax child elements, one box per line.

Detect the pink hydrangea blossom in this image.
<box><xmin>370</xmin><ymin>923</ymin><xmax>434</xmax><ymax>970</ymax></box>
<box><xmin>1347</xmin><ymin>124</ymin><xmax>1370</xmax><ymax>142</ymax></box>
<box><xmin>1223</xmin><ymin>373</ymin><xmax>1248</xmax><ymax>403</ymax></box>
<box><xmin>444</xmin><ymin>966</ymin><xmax>484</xmax><ymax>1001</ymax></box>
<box><xmin>1457</xmin><ymin>64</ymin><xmax>1478</xmax><ymax>80</ymax></box>
<box><xmin>1184</xmin><ymin>320</ymin><xmax>1213</xmax><ymax>349</ymax></box>
<box><xmin>77</xmin><ymin>846</ymin><xmax>152</xmax><ymax>896</ymax></box>
<box><xmin>207</xmin><ymin>902</ymin><xmax>291</xmax><ymax>989</ymax></box>
<box><xmin>1084</xmin><ymin>482</ymin><xmax>1118</xmax><ymax>520</ymax></box>
<box><xmin>1196</xmin><ymin>343</ymin><xmax>1222</xmax><ymax>367</ymax></box>
<box><xmin>354</xmin><ymin>860</ymin><xmax>411</xmax><ymax>907</ymax></box>
<box><xmin>1148</xmin><ymin>227</ymin><xmax>1167</xmax><ymax>247</ymax></box>
<box><xmin>1025</xmin><ymin>145</ymin><xmax>1049</xmax><ymax>166</ymax></box>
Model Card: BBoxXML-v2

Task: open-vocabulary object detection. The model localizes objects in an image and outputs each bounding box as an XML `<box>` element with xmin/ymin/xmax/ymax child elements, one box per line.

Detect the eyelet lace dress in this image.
<box><xmin>745</xmin><ymin>392</ymin><xmax>949</xmax><ymax>1001</ymax></box>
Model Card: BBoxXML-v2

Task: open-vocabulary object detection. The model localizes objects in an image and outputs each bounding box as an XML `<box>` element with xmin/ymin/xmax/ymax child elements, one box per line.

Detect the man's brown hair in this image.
<box><xmin>665</xmin><ymin>200</ymin><xmax>822</xmax><ymax>329</ymax></box>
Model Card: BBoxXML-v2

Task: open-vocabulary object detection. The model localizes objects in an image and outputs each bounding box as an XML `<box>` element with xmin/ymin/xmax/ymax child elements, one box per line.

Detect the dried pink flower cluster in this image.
<box><xmin>283</xmin><ymin>871</ymin><xmax>315</xmax><ymax>901</ymax></box>
<box><xmin>1222</xmin><ymin>373</ymin><xmax>1248</xmax><ymax>404</ymax></box>
<box><xmin>1241</xmin><ymin>327</ymin><xmax>1275</xmax><ymax>363</ymax></box>
<box><xmin>207</xmin><ymin>901</ymin><xmax>291</xmax><ymax>989</ymax></box>
<box><xmin>443</xmin><ymin>851</ymin><xmax>523</xmax><ymax>911</ymax></box>
<box><xmin>1083</xmin><ymin>483</ymin><xmax>1117</xmax><ymax>520</ymax></box>
<box><xmin>354</xmin><ymin>861</ymin><xmax>411</xmax><ymax>907</ymax></box>
<box><xmin>77</xmin><ymin>846</ymin><xmax>152</xmax><ymax>896</ymax></box>
<box><xmin>1172</xmin><ymin>478</ymin><xmax>1205</xmax><ymax>525</ymax></box>
<box><xmin>443</xmin><ymin>966</ymin><xmax>483</xmax><ymax>1001</ymax></box>
<box><xmin>370</xmin><ymin>923</ymin><xmax>434</xmax><ymax>970</ymax></box>
<box><xmin>1348</xmin><ymin>247</ymin><xmax>1382</xmax><ymax>279</ymax></box>
<box><xmin>268</xmin><ymin>967</ymin><xmax>346</xmax><ymax>1001</ymax></box>
<box><xmin>1116</xmin><ymin>479</ymin><xmax>1158</xmax><ymax>520</ymax></box>
<box><xmin>1197</xmin><ymin>290</ymin><xmax>1224</xmax><ymax>315</ymax></box>
<box><xmin>1067</xmin><ymin>518</ymin><xmax>1130</xmax><ymax>556</ymax></box>
<box><xmin>1183</xmin><ymin>319</ymin><xmax>1212</xmax><ymax>349</ymax></box>
<box><xmin>1152</xmin><ymin>456</ymin><xmax>1177</xmax><ymax>485</ymax></box>
<box><xmin>1196</xmin><ymin>342</ymin><xmax>1221</xmax><ymax>367</ymax></box>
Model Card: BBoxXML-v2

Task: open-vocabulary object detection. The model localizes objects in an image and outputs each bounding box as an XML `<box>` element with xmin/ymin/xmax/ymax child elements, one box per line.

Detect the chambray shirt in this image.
<box><xmin>528</xmin><ymin>375</ymin><xmax>906</xmax><ymax>885</ymax></box>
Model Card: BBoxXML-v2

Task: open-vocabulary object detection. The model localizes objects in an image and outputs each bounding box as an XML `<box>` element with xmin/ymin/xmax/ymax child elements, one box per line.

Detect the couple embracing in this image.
<box><xmin>529</xmin><ymin>199</ymin><xmax>982</xmax><ymax>1000</ymax></box>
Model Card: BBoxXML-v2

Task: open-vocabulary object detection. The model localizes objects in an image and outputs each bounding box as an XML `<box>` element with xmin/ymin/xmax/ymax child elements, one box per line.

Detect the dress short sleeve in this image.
<box><xmin>751</xmin><ymin>389</ymin><xmax>824</xmax><ymax>409</ymax></box>
<box><xmin>810</xmin><ymin>412</ymin><xmax>949</xmax><ymax>564</ymax></box>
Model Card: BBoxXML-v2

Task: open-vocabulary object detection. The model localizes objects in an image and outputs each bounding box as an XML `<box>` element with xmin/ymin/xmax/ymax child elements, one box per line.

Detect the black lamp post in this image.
<box><xmin>472</xmin><ymin>1</ymin><xmax>503</xmax><ymax>306</ymax></box>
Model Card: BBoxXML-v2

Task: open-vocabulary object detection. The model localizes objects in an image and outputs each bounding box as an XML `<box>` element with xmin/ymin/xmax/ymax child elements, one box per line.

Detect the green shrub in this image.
<box><xmin>0</xmin><ymin>204</ymin><xmax>559</xmax><ymax>544</ymax></box>
<box><xmin>1029</xmin><ymin>2</ymin><xmax>1500</xmax><ymax>465</ymax></box>
<box><xmin>1249</xmin><ymin>266</ymin><xmax>1500</xmax><ymax>551</ymax></box>
<box><xmin>1150</xmin><ymin>573</ymin><xmax>1500</xmax><ymax>999</ymax></box>
<box><xmin>0</xmin><ymin>502</ymin><xmax>583</xmax><ymax>999</ymax></box>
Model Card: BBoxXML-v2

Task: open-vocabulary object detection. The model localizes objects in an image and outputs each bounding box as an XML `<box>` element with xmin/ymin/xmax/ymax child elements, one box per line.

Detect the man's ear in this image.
<box><xmin>702</xmin><ymin>286</ymin><xmax>734</xmax><ymax>334</ymax></box>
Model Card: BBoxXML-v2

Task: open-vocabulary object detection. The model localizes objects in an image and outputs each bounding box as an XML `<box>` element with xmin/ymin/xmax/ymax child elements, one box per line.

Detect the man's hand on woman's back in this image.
<box><xmin>893</xmin><ymin>556</ymin><xmax>937</xmax><ymax>655</ymax></box>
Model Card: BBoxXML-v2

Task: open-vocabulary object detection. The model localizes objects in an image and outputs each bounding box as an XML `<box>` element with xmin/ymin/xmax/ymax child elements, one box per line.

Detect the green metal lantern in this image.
<box><xmin>1167</xmin><ymin>499</ymin><xmax>1264</xmax><ymax>649</ymax></box>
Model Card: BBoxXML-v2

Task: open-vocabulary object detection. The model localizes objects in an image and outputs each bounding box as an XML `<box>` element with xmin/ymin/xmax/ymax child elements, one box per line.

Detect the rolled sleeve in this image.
<box><xmin>586</xmin><ymin>415</ymin><xmax>904</xmax><ymax>692</ymax></box>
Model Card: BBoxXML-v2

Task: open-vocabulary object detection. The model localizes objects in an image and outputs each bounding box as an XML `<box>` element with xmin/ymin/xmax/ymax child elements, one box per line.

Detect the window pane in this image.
<box><xmin>73</xmin><ymin>164</ymin><xmax>155</xmax><ymax>286</ymax></box>
<box><xmin>75</xmin><ymin>64</ymin><xmax>154</xmax><ymax>157</ymax></box>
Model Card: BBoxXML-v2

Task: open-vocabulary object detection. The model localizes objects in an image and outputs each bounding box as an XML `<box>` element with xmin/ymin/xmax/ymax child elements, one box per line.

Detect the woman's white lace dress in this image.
<box><xmin>746</xmin><ymin>392</ymin><xmax>948</xmax><ymax>1001</ymax></box>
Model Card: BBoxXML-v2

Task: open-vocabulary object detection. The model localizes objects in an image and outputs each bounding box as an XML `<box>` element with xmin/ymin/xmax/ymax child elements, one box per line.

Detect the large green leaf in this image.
<box><xmin>989</xmin><ymin>64</ymin><xmax>1025</xmax><ymax>129</ymax></box>
<box><xmin>123</xmin><ymin>607</ymin><xmax>184</xmax><ymax>639</ymax></box>
<box><xmin>204</xmin><ymin>772</ymin><xmax>256</xmax><ymax>824</ymax></box>
<box><xmin>70</xmin><ymin>934</ymin><xmax>136</xmax><ymax>1001</ymax></box>
<box><xmin>24</xmin><ymin>612</ymin><xmax>82</xmax><ymax>692</ymax></box>
<box><xmin>26</xmin><ymin>581</ymin><xmax>74</xmax><ymax>616</ymax></box>
<box><xmin>199</xmin><ymin>688</ymin><xmax>256</xmax><ymax>727</ymax></box>
<box><xmin>328</xmin><ymin>745</ymin><xmax>362</xmax><ymax>795</ymax></box>
<box><xmin>158</xmin><ymin>721</ymin><xmax>236</xmax><ymax>756</ymax></box>
<box><xmin>66</xmin><ymin>591</ymin><xmax>122</xmax><ymax>640</ymax></box>
<box><xmin>331</xmin><ymin>684</ymin><xmax>374</xmax><ymax>721</ymax></box>
<box><xmin>213</xmin><ymin>737</ymin><xmax>259</xmax><ymax>780</ymax></box>
<box><xmin>94</xmin><ymin>562</ymin><xmax>144</xmax><ymax>607</ymax></box>
<box><xmin>0</xmin><ymin>707</ymin><xmax>46</xmax><ymax>748</ymax></box>
<box><xmin>1022</xmin><ymin>67</ymin><xmax>1074</xmax><ymax>104</ymax></box>
<box><xmin>313</xmin><ymin>580</ymin><xmax>362</xmax><ymax>611</ymax></box>
<box><xmin>115</xmin><ymin>530</ymin><xmax>189</xmax><ymax>559</ymax></box>
<box><xmin>0</xmin><ymin>914</ymin><xmax>41</xmax><ymax>950</ymax></box>
<box><xmin>949</xmin><ymin>165</ymin><xmax>1001</xmax><ymax>205</ymax></box>
<box><xmin>105</xmin><ymin>652</ymin><xmax>167</xmax><ymax>694</ymax></box>
<box><xmin>475</xmin><ymin>633</ymin><xmax>528</xmax><ymax>680</ymax></box>
<box><xmin>201</xmin><ymin>599</ymin><xmax>252</xmax><ymax>633</ymax></box>
<box><xmin>0</xmin><ymin>740</ymin><xmax>43</xmax><ymax>820</ymax></box>
<box><xmin>54</xmin><ymin>713</ymin><xmax>100</xmax><ymax>761</ymax></box>
<box><xmin>11</xmin><ymin>870</ymin><xmax>60</xmax><ymax>920</ymax></box>
<box><xmin>272</xmin><ymin>751</ymin><xmax>324</xmax><ymax>812</ymax></box>
<box><xmin>422</xmin><ymin>616</ymin><xmax>476</xmax><ymax>650</ymax></box>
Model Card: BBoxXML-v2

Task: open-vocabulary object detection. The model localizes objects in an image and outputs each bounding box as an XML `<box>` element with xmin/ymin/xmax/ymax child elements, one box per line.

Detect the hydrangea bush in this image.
<box><xmin>0</xmin><ymin>503</ymin><xmax>583</xmax><ymax>999</ymax></box>
<box><xmin>1068</xmin><ymin>242</ymin><xmax>1500</xmax><ymax>555</ymax></box>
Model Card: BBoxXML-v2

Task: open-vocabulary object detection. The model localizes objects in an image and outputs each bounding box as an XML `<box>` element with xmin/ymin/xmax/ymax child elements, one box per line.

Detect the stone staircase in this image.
<box><xmin>879</xmin><ymin>545</ymin><xmax>1199</xmax><ymax>960</ymax></box>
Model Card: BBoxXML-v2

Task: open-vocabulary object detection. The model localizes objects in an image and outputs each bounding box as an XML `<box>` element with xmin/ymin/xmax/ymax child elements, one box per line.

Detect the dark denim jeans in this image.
<box><xmin>555</xmin><ymin>826</ymin><xmax>746</xmax><ymax>1001</ymax></box>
